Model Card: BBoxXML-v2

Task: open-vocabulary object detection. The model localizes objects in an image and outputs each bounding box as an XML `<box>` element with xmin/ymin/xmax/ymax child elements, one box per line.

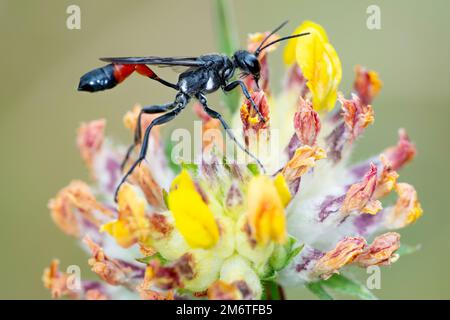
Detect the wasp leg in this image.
<box><xmin>134</xmin><ymin>103</ymin><xmax>176</xmax><ymax>142</ymax></box>
<box><xmin>196</xmin><ymin>94</ymin><xmax>266</xmax><ymax>173</ymax></box>
<box><xmin>223</xmin><ymin>80</ymin><xmax>266</xmax><ymax>123</ymax></box>
<box><xmin>121</xmin><ymin>103</ymin><xmax>176</xmax><ymax>170</ymax></box>
<box><xmin>115</xmin><ymin>97</ymin><xmax>187</xmax><ymax>202</ymax></box>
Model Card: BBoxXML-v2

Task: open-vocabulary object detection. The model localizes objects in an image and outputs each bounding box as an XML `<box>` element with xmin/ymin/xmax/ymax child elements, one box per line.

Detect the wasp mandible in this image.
<box><xmin>78</xmin><ymin>21</ymin><xmax>309</xmax><ymax>201</ymax></box>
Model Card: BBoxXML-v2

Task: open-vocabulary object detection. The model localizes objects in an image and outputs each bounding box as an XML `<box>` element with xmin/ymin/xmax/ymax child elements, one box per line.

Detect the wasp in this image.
<box><xmin>78</xmin><ymin>21</ymin><xmax>308</xmax><ymax>201</ymax></box>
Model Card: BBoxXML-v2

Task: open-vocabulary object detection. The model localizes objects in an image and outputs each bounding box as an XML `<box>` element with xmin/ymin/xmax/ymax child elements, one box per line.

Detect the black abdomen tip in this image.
<box><xmin>78</xmin><ymin>64</ymin><xmax>117</xmax><ymax>92</ymax></box>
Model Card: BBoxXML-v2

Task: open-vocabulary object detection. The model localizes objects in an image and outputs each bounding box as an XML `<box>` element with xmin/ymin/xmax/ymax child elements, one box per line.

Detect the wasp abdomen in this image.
<box><xmin>78</xmin><ymin>64</ymin><xmax>119</xmax><ymax>92</ymax></box>
<box><xmin>78</xmin><ymin>64</ymin><xmax>155</xmax><ymax>92</ymax></box>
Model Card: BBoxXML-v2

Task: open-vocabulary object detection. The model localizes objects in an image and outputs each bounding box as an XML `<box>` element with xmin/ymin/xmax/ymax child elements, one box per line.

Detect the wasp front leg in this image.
<box><xmin>196</xmin><ymin>93</ymin><xmax>266</xmax><ymax>172</ymax></box>
<box><xmin>222</xmin><ymin>80</ymin><xmax>266</xmax><ymax>122</ymax></box>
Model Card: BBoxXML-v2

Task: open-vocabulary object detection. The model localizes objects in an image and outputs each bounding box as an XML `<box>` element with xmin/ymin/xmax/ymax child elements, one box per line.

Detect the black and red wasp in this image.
<box><xmin>78</xmin><ymin>21</ymin><xmax>309</xmax><ymax>201</ymax></box>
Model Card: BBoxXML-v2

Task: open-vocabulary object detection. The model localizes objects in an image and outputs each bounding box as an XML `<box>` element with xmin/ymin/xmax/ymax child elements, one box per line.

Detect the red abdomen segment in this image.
<box><xmin>78</xmin><ymin>63</ymin><xmax>158</xmax><ymax>92</ymax></box>
<box><xmin>113</xmin><ymin>64</ymin><xmax>157</xmax><ymax>82</ymax></box>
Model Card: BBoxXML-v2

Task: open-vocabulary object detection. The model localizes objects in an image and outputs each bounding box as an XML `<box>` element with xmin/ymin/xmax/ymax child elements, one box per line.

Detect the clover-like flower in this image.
<box><xmin>44</xmin><ymin>20</ymin><xmax>422</xmax><ymax>300</ymax></box>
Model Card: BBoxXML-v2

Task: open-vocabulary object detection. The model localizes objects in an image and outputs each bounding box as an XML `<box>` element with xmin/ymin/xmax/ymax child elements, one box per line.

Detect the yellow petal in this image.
<box><xmin>170</xmin><ymin>168</ymin><xmax>196</xmax><ymax>191</ymax></box>
<box><xmin>168</xmin><ymin>170</ymin><xmax>219</xmax><ymax>249</ymax></box>
<box><xmin>385</xmin><ymin>183</ymin><xmax>423</xmax><ymax>228</ymax></box>
<box><xmin>247</xmin><ymin>176</ymin><xmax>287</xmax><ymax>245</ymax></box>
<box><xmin>322</xmin><ymin>43</ymin><xmax>342</xmax><ymax>109</ymax></box>
<box><xmin>273</xmin><ymin>173</ymin><xmax>291</xmax><ymax>207</ymax></box>
<box><xmin>373</xmin><ymin>155</ymin><xmax>399</xmax><ymax>199</ymax></box>
<box><xmin>100</xmin><ymin>220</ymin><xmax>133</xmax><ymax>248</ymax></box>
<box><xmin>285</xmin><ymin>21</ymin><xmax>342</xmax><ymax>112</ymax></box>
<box><xmin>117</xmin><ymin>184</ymin><xmax>146</xmax><ymax>219</ymax></box>
<box><xmin>367</xmin><ymin>70</ymin><xmax>383</xmax><ymax>97</ymax></box>
<box><xmin>100</xmin><ymin>183</ymin><xmax>149</xmax><ymax>248</ymax></box>
<box><xmin>283</xmin><ymin>20</ymin><xmax>329</xmax><ymax>65</ymax></box>
<box><xmin>353</xmin><ymin>65</ymin><xmax>383</xmax><ymax>104</ymax></box>
<box><xmin>362</xmin><ymin>200</ymin><xmax>383</xmax><ymax>215</ymax></box>
<box><xmin>325</xmin><ymin>42</ymin><xmax>342</xmax><ymax>86</ymax></box>
<box><xmin>296</xmin><ymin>29</ymin><xmax>327</xmax><ymax>87</ymax></box>
<box><xmin>282</xmin><ymin>145</ymin><xmax>326</xmax><ymax>183</ymax></box>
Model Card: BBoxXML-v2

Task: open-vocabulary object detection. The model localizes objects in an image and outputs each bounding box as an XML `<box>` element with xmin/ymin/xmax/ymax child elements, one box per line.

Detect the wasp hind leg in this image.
<box><xmin>120</xmin><ymin>102</ymin><xmax>176</xmax><ymax>170</ymax></box>
<box><xmin>196</xmin><ymin>93</ymin><xmax>266</xmax><ymax>173</ymax></box>
<box><xmin>115</xmin><ymin>94</ymin><xmax>189</xmax><ymax>202</ymax></box>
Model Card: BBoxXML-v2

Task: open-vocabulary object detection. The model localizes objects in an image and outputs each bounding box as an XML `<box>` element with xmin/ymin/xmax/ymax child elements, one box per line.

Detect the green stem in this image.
<box><xmin>264</xmin><ymin>281</ymin><xmax>285</xmax><ymax>300</ymax></box>
<box><xmin>212</xmin><ymin>0</ymin><xmax>240</xmax><ymax>114</ymax></box>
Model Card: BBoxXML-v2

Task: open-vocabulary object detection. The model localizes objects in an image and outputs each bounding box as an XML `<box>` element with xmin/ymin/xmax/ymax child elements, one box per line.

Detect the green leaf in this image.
<box><xmin>213</xmin><ymin>0</ymin><xmax>238</xmax><ymax>56</ymax></box>
<box><xmin>396</xmin><ymin>243</ymin><xmax>421</xmax><ymax>257</ymax></box>
<box><xmin>270</xmin><ymin>237</ymin><xmax>304</xmax><ymax>271</ymax></box>
<box><xmin>136</xmin><ymin>252</ymin><xmax>169</xmax><ymax>265</ymax></box>
<box><xmin>263</xmin><ymin>238</ymin><xmax>303</xmax><ymax>286</ymax></box>
<box><xmin>318</xmin><ymin>274</ymin><xmax>378</xmax><ymax>300</ymax></box>
<box><xmin>247</xmin><ymin>163</ymin><xmax>260</xmax><ymax>176</ymax></box>
<box><xmin>261</xmin><ymin>269</ymin><xmax>277</xmax><ymax>282</ymax></box>
<box><xmin>306</xmin><ymin>282</ymin><xmax>334</xmax><ymax>300</ymax></box>
<box><xmin>213</xmin><ymin>0</ymin><xmax>240</xmax><ymax>113</ymax></box>
<box><xmin>180</xmin><ymin>161</ymin><xmax>199</xmax><ymax>174</ymax></box>
<box><xmin>176</xmin><ymin>288</ymin><xmax>195</xmax><ymax>296</ymax></box>
<box><xmin>286</xmin><ymin>243</ymin><xmax>304</xmax><ymax>266</ymax></box>
<box><xmin>162</xmin><ymin>189</ymin><xmax>169</xmax><ymax>208</ymax></box>
<box><xmin>164</xmin><ymin>138</ymin><xmax>180</xmax><ymax>173</ymax></box>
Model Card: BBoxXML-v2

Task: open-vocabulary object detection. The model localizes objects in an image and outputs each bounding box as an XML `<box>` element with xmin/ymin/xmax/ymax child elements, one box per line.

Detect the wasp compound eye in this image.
<box><xmin>233</xmin><ymin>50</ymin><xmax>260</xmax><ymax>77</ymax></box>
<box><xmin>244</xmin><ymin>55</ymin><xmax>260</xmax><ymax>75</ymax></box>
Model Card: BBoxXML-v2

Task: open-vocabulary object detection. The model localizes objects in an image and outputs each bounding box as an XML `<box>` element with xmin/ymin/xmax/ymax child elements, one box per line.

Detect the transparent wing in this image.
<box><xmin>99</xmin><ymin>56</ymin><xmax>205</xmax><ymax>68</ymax></box>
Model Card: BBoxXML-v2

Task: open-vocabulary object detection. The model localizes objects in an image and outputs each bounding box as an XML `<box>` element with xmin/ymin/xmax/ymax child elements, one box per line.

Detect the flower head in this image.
<box><xmin>45</xmin><ymin>20</ymin><xmax>422</xmax><ymax>300</ymax></box>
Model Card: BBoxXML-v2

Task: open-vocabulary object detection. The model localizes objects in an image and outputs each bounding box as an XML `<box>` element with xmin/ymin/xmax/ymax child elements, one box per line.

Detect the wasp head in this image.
<box><xmin>233</xmin><ymin>50</ymin><xmax>261</xmax><ymax>87</ymax></box>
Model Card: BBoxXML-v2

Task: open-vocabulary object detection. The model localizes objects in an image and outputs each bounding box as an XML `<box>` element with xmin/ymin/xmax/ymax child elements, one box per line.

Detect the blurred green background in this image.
<box><xmin>0</xmin><ymin>0</ymin><xmax>449</xmax><ymax>299</ymax></box>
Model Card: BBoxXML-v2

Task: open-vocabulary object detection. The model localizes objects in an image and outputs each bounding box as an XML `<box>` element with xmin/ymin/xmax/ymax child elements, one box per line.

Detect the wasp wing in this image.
<box><xmin>99</xmin><ymin>56</ymin><xmax>205</xmax><ymax>68</ymax></box>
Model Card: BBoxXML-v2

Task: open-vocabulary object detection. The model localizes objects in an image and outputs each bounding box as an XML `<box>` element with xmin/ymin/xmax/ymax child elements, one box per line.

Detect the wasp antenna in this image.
<box><xmin>254</xmin><ymin>20</ymin><xmax>289</xmax><ymax>56</ymax></box>
<box><xmin>256</xmin><ymin>32</ymin><xmax>310</xmax><ymax>54</ymax></box>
